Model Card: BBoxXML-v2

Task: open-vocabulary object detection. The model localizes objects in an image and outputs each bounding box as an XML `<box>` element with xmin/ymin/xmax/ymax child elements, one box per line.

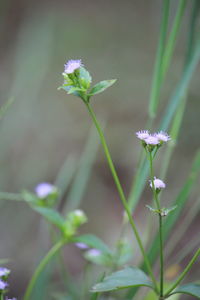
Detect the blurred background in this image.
<box><xmin>0</xmin><ymin>0</ymin><xmax>199</xmax><ymax>299</ymax></box>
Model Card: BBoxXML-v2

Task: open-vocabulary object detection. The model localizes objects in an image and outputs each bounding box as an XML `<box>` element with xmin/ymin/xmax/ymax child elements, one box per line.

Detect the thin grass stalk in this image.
<box><xmin>149</xmin><ymin>0</ymin><xmax>170</xmax><ymax>118</ymax></box>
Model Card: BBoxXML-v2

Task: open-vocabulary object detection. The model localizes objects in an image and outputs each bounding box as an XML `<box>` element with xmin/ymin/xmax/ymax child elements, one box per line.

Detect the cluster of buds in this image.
<box><xmin>136</xmin><ymin>130</ymin><xmax>170</xmax><ymax>152</ymax></box>
<box><xmin>0</xmin><ymin>267</ymin><xmax>16</xmax><ymax>300</ymax></box>
<box><xmin>64</xmin><ymin>210</ymin><xmax>88</xmax><ymax>238</ymax></box>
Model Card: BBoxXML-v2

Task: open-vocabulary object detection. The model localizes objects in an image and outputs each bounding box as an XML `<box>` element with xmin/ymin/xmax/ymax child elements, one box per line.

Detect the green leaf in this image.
<box><xmin>171</xmin><ymin>283</ymin><xmax>200</xmax><ymax>298</ymax></box>
<box><xmin>89</xmin><ymin>79</ymin><xmax>116</xmax><ymax>96</ymax></box>
<box><xmin>67</xmin><ymin>87</ymin><xmax>84</xmax><ymax>94</ymax></box>
<box><xmin>79</xmin><ymin>67</ymin><xmax>92</xmax><ymax>84</ymax></box>
<box><xmin>62</xmin><ymin>85</ymin><xmax>81</xmax><ymax>97</ymax></box>
<box><xmin>91</xmin><ymin>267</ymin><xmax>153</xmax><ymax>292</ymax></box>
<box><xmin>32</xmin><ymin>206</ymin><xmax>65</xmax><ymax>230</ymax></box>
<box><xmin>73</xmin><ymin>234</ymin><xmax>111</xmax><ymax>254</ymax></box>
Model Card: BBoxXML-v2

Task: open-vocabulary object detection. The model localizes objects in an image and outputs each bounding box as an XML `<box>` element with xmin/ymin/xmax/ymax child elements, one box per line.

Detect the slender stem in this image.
<box><xmin>85</xmin><ymin>102</ymin><xmax>159</xmax><ymax>293</ymax></box>
<box><xmin>164</xmin><ymin>247</ymin><xmax>200</xmax><ymax>297</ymax></box>
<box><xmin>23</xmin><ymin>239</ymin><xmax>66</xmax><ymax>300</ymax></box>
<box><xmin>149</xmin><ymin>152</ymin><xmax>164</xmax><ymax>297</ymax></box>
<box><xmin>159</xmin><ymin>215</ymin><xmax>164</xmax><ymax>297</ymax></box>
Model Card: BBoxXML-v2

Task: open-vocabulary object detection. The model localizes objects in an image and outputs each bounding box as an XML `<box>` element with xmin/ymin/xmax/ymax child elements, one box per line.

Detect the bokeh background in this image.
<box><xmin>0</xmin><ymin>0</ymin><xmax>199</xmax><ymax>299</ymax></box>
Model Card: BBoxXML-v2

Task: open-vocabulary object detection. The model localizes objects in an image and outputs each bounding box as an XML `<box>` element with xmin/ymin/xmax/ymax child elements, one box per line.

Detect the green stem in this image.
<box><xmin>159</xmin><ymin>215</ymin><xmax>164</xmax><ymax>297</ymax></box>
<box><xmin>85</xmin><ymin>102</ymin><xmax>159</xmax><ymax>293</ymax></box>
<box><xmin>164</xmin><ymin>248</ymin><xmax>200</xmax><ymax>297</ymax></box>
<box><xmin>149</xmin><ymin>152</ymin><xmax>164</xmax><ymax>297</ymax></box>
<box><xmin>23</xmin><ymin>239</ymin><xmax>66</xmax><ymax>300</ymax></box>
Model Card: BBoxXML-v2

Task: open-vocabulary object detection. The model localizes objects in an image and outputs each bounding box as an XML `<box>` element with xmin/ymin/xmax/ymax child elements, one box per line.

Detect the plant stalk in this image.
<box><xmin>24</xmin><ymin>239</ymin><xmax>66</xmax><ymax>300</ymax></box>
<box><xmin>85</xmin><ymin>102</ymin><xmax>159</xmax><ymax>293</ymax></box>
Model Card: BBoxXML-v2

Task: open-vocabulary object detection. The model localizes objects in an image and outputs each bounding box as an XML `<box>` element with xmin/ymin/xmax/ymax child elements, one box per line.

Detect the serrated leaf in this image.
<box><xmin>171</xmin><ymin>283</ymin><xmax>200</xmax><ymax>298</ymax></box>
<box><xmin>91</xmin><ymin>267</ymin><xmax>153</xmax><ymax>292</ymax></box>
<box><xmin>73</xmin><ymin>234</ymin><xmax>111</xmax><ymax>254</ymax></box>
<box><xmin>32</xmin><ymin>206</ymin><xmax>65</xmax><ymax>230</ymax></box>
<box><xmin>89</xmin><ymin>79</ymin><xmax>116</xmax><ymax>96</ymax></box>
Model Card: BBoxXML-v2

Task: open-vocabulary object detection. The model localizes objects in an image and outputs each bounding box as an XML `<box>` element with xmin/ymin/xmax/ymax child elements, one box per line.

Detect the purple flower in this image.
<box><xmin>144</xmin><ymin>135</ymin><xmax>159</xmax><ymax>145</ymax></box>
<box><xmin>0</xmin><ymin>279</ymin><xmax>8</xmax><ymax>290</ymax></box>
<box><xmin>136</xmin><ymin>130</ymin><xmax>150</xmax><ymax>141</ymax></box>
<box><xmin>87</xmin><ymin>249</ymin><xmax>101</xmax><ymax>257</ymax></box>
<box><xmin>75</xmin><ymin>243</ymin><xmax>89</xmax><ymax>250</ymax></box>
<box><xmin>155</xmin><ymin>131</ymin><xmax>171</xmax><ymax>142</ymax></box>
<box><xmin>150</xmin><ymin>177</ymin><xmax>166</xmax><ymax>190</ymax></box>
<box><xmin>64</xmin><ymin>59</ymin><xmax>83</xmax><ymax>74</ymax></box>
<box><xmin>5</xmin><ymin>298</ymin><xmax>17</xmax><ymax>300</ymax></box>
<box><xmin>0</xmin><ymin>267</ymin><xmax>10</xmax><ymax>277</ymax></box>
<box><xmin>35</xmin><ymin>183</ymin><xmax>55</xmax><ymax>198</ymax></box>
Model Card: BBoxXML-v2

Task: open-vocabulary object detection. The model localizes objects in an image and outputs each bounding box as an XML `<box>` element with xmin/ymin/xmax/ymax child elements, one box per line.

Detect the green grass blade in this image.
<box><xmin>160</xmin><ymin>36</ymin><xmax>200</xmax><ymax>132</ymax></box>
<box><xmin>160</xmin><ymin>96</ymin><xmax>186</xmax><ymax>179</ymax></box>
<box><xmin>64</xmin><ymin>124</ymin><xmax>101</xmax><ymax>212</ymax></box>
<box><xmin>165</xmin><ymin>198</ymin><xmax>199</xmax><ymax>260</ymax></box>
<box><xmin>0</xmin><ymin>97</ymin><xmax>14</xmax><ymax>121</ymax></box>
<box><xmin>149</xmin><ymin>0</ymin><xmax>170</xmax><ymax>118</ymax></box>
<box><xmin>160</xmin><ymin>0</ymin><xmax>187</xmax><ymax>80</ymax></box>
<box><xmin>0</xmin><ymin>192</ymin><xmax>22</xmax><ymax>201</ymax></box>
<box><xmin>54</xmin><ymin>155</ymin><xmax>77</xmax><ymax>206</ymax></box>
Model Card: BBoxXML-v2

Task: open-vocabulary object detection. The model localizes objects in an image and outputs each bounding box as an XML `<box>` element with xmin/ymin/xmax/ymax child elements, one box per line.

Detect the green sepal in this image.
<box><xmin>91</xmin><ymin>267</ymin><xmax>153</xmax><ymax>292</ymax></box>
<box><xmin>88</xmin><ymin>79</ymin><xmax>116</xmax><ymax>96</ymax></box>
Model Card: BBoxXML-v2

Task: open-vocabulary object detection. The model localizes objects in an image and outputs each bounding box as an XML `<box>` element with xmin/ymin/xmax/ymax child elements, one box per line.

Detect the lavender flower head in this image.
<box><xmin>87</xmin><ymin>249</ymin><xmax>101</xmax><ymax>257</ymax></box>
<box><xmin>5</xmin><ymin>298</ymin><xmax>17</xmax><ymax>300</ymax></box>
<box><xmin>0</xmin><ymin>267</ymin><xmax>10</xmax><ymax>277</ymax></box>
<box><xmin>136</xmin><ymin>130</ymin><xmax>150</xmax><ymax>141</ymax></box>
<box><xmin>75</xmin><ymin>242</ymin><xmax>89</xmax><ymax>250</ymax></box>
<box><xmin>150</xmin><ymin>177</ymin><xmax>166</xmax><ymax>190</ymax></box>
<box><xmin>144</xmin><ymin>135</ymin><xmax>159</xmax><ymax>145</ymax></box>
<box><xmin>0</xmin><ymin>279</ymin><xmax>8</xmax><ymax>290</ymax></box>
<box><xmin>64</xmin><ymin>59</ymin><xmax>83</xmax><ymax>74</ymax></box>
<box><xmin>35</xmin><ymin>183</ymin><xmax>55</xmax><ymax>198</ymax></box>
<box><xmin>155</xmin><ymin>131</ymin><xmax>171</xmax><ymax>142</ymax></box>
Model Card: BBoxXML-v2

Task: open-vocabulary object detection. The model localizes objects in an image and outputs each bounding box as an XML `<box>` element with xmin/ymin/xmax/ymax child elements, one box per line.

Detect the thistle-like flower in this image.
<box><xmin>35</xmin><ymin>183</ymin><xmax>56</xmax><ymax>198</ymax></box>
<box><xmin>155</xmin><ymin>131</ymin><xmax>171</xmax><ymax>142</ymax></box>
<box><xmin>64</xmin><ymin>59</ymin><xmax>83</xmax><ymax>74</ymax></box>
<box><xmin>136</xmin><ymin>130</ymin><xmax>150</xmax><ymax>141</ymax></box>
<box><xmin>0</xmin><ymin>268</ymin><xmax>10</xmax><ymax>277</ymax></box>
<box><xmin>144</xmin><ymin>135</ymin><xmax>160</xmax><ymax>145</ymax></box>
<box><xmin>150</xmin><ymin>177</ymin><xmax>166</xmax><ymax>190</ymax></box>
<box><xmin>0</xmin><ymin>279</ymin><xmax>8</xmax><ymax>290</ymax></box>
